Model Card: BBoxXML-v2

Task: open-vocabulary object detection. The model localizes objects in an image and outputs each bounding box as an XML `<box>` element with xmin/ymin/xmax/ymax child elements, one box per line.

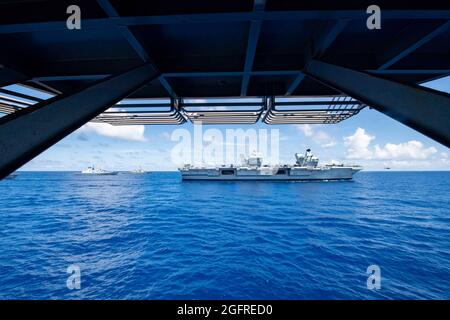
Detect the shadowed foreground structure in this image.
<box><xmin>0</xmin><ymin>0</ymin><xmax>450</xmax><ymax>178</ymax></box>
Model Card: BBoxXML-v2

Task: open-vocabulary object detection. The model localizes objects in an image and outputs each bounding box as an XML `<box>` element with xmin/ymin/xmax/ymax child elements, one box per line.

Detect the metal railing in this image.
<box><xmin>262</xmin><ymin>96</ymin><xmax>364</xmax><ymax>124</ymax></box>
<box><xmin>0</xmin><ymin>85</ymin><xmax>364</xmax><ymax>125</ymax></box>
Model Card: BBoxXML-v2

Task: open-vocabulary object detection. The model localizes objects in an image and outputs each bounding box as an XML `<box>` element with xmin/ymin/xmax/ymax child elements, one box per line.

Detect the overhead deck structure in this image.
<box><xmin>0</xmin><ymin>0</ymin><xmax>450</xmax><ymax>178</ymax></box>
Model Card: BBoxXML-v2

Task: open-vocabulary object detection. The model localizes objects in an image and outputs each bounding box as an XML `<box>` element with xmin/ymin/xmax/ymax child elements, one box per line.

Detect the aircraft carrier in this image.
<box><xmin>180</xmin><ymin>149</ymin><xmax>361</xmax><ymax>181</ymax></box>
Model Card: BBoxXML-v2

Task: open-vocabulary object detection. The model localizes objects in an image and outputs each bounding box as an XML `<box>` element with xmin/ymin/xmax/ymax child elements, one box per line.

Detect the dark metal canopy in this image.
<box><xmin>1</xmin><ymin>0</ymin><xmax>449</xmax><ymax>98</ymax></box>
<box><xmin>0</xmin><ymin>1</ymin><xmax>450</xmax><ymax>179</ymax></box>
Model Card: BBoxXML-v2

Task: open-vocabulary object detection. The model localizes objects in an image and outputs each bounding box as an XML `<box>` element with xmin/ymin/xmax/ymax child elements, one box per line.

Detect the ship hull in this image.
<box><xmin>81</xmin><ymin>172</ymin><xmax>118</xmax><ymax>176</ymax></box>
<box><xmin>181</xmin><ymin>176</ymin><xmax>354</xmax><ymax>181</ymax></box>
<box><xmin>180</xmin><ymin>167</ymin><xmax>360</xmax><ymax>181</ymax></box>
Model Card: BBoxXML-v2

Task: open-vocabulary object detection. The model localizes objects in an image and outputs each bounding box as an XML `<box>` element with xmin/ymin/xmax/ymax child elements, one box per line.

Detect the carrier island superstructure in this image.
<box><xmin>179</xmin><ymin>149</ymin><xmax>361</xmax><ymax>181</ymax></box>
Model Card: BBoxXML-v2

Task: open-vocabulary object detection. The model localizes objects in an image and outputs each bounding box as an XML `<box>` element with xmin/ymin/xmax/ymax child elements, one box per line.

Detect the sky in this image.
<box><xmin>3</xmin><ymin>76</ymin><xmax>450</xmax><ymax>172</ymax></box>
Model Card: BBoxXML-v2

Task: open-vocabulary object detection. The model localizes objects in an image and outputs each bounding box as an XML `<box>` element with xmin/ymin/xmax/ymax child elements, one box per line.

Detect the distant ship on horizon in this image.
<box><xmin>129</xmin><ymin>167</ymin><xmax>148</xmax><ymax>174</ymax></box>
<box><xmin>81</xmin><ymin>166</ymin><xmax>118</xmax><ymax>175</ymax></box>
<box><xmin>179</xmin><ymin>149</ymin><xmax>362</xmax><ymax>181</ymax></box>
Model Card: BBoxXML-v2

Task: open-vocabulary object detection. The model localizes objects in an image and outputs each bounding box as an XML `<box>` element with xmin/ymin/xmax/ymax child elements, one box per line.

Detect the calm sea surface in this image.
<box><xmin>0</xmin><ymin>171</ymin><xmax>449</xmax><ymax>299</ymax></box>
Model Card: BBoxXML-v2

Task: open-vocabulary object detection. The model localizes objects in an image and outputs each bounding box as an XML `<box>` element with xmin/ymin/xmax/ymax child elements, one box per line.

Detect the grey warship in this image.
<box><xmin>179</xmin><ymin>149</ymin><xmax>361</xmax><ymax>181</ymax></box>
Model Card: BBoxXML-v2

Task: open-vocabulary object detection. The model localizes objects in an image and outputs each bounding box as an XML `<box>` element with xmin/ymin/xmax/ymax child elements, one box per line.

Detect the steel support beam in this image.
<box><xmin>159</xmin><ymin>76</ymin><xmax>178</xmax><ymax>98</ymax></box>
<box><xmin>310</xmin><ymin>20</ymin><xmax>349</xmax><ymax>59</ymax></box>
<box><xmin>285</xmin><ymin>19</ymin><xmax>349</xmax><ymax>95</ymax></box>
<box><xmin>30</xmin><ymin>69</ymin><xmax>450</xmax><ymax>81</ymax></box>
<box><xmin>96</xmin><ymin>0</ymin><xmax>177</xmax><ymax>98</ymax></box>
<box><xmin>304</xmin><ymin>60</ymin><xmax>450</xmax><ymax>147</ymax></box>
<box><xmin>1</xmin><ymin>11</ymin><xmax>450</xmax><ymax>34</ymax></box>
<box><xmin>379</xmin><ymin>20</ymin><xmax>450</xmax><ymax>70</ymax></box>
<box><xmin>286</xmin><ymin>73</ymin><xmax>305</xmax><ymax>96</ymax></box>
<box><xmin>164</xmin><ymin>70</ymin><xmax>301</xmax><ymax>78</ymax></box>
<box><xmin>240</xmin><ymin>20</ymin><xmax>262</xmax><ymax>96</ymax></box>
<box><xmin>0</xmin><ymin>64</ymin><xmax>158</xmax><ymax>179</ymax></box>
<box><xmin>0</xmin><ymin>65</ymin><xmax>28</xmax><ymax>87</ymax></box>
<box><xmin>368</xmin><ymin>69</ymin><xmax>450</xmax><ymax>75</ymax></box>
<box><xmin>241</xmin><ymin>0</ymin><xmax>266</xmax><ymax>96</ymax></box>
<box><xmin>32</xmin><ymin>75</ymin><xmax>110</xmax><ymax>82</ymax></box>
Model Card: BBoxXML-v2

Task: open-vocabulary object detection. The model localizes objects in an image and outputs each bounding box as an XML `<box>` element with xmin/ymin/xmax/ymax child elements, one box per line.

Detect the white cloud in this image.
<box><xmin>343</xmin><ymin>127</ymin><xmax>374</xmax><ymax>159</ymax></box>
<box><xmin>295</xmin><ymin>124</ymin><xmax>336</xmax><ymax>148</ymax></box>
<box><xmin>343</xmin><ymin>128</ymin><xmax>440</xmax><ymax>169</ymax></box>
<box><xmin>381</xmin><ymin>160</ymin><xmax>433</xmax><ymax>169</ymax></box>
<box><xmin>79</xmin><ymin>122</ymin><xmax>147</xmax><ymax>142</ymax></box>
<box><xmin>297</xmin><ymin>124</ymin><xmax>314</xmax><ymax>136</ymax></box>
<box><xmin>374</xmin><ymin>141</ymin><xmax>437</xmax><ymax>160</ymax></box>
<box><xmin>440</xmin><ymin>152</ymin><xmax>450</xmax><ymax>166</ymax></box>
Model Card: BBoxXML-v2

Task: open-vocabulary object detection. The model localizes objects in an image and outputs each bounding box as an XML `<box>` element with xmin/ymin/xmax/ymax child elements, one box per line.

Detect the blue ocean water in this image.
<box><xmin>0</xmin><ymin>171</ymin><xmax>449</xmax><ymax>299</ymax></box>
